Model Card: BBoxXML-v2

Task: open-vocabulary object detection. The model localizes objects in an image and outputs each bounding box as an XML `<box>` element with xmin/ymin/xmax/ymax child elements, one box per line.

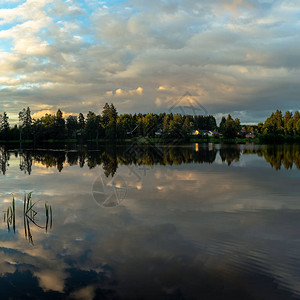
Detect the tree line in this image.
<box><xmin>0</xmin><ymin>105</ymin><xmax>299</xmax><ymax>141</ymax></box>
<box><xmin>0</xmin><ymin>103</ymin><xmax>217</xmax><ymax>141</ymax></box>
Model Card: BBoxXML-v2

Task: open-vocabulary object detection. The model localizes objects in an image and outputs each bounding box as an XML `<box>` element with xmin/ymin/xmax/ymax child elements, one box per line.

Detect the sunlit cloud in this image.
<box><xmin>109</xmin><ymin>86</ymin><xmax>143</xmax><ymax>97</ymax></box>
<box><xmin>0</xmin><ymin>0</ymin><xmax>299</xmax><ymax>123</ymax></box>
<box><xmin>32</xmin><ymin>109</ymin><xmax>68</xmax><ymax>119</ymax></box>
<box><xmin>35</xmin><ymin>270</ymin><xmax>66</xmax><ymax>292</ymax></box>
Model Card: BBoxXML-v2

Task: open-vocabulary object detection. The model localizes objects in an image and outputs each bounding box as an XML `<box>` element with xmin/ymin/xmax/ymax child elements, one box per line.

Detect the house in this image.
<box><xmin>237</xmin><ymin>129</ymin><xmax>246</xmax><ymax>137</ymax></box>
<box><xmin>199</xmin><ymin>130</ymin><xmax>210</xmax><ymax>136</ymax></box>
<box><xmin>245</xmin><ymin>132</ymin><xmax>256</xmax><ymax>138</ymax></box>
<box><xmin>192</xmin><ymin>130</ymin><xmax>201</xmax><ymax>135</ymax></box>
<box><xmin>209</xmin><ymin>131</ymin><xmax>219</xmax><ymax>137</ymax></box>
<box><xmin>193</xmin><ymin>130</ymin><xmax>220</xmax><ymax>137</ymax></box>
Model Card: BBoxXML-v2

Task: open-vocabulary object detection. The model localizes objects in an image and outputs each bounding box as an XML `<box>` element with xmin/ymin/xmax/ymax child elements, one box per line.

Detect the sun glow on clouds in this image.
<box><xmin>32</xmin><ymin>109</ymin><xmax>74</xmax><ymax>119</ymax></box>
<box><xmin>0</xmin><ymin>0</ymin><xmax>299</xmax><ymax>123</ymax></box>
<box><xmin>107</xmin><ymin>86</ymin><xmax>143</xmax><ymax>97</ymax></box>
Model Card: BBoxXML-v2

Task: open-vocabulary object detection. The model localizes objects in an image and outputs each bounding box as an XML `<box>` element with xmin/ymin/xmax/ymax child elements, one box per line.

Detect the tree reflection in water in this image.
<box><xmin>0</xmin><ymin>144</ymin><xmax>299</xmax><ymax>176</ymax></box>
<box><xmin>0</xmin><ymin>147</ymin><xmax>10</xmax><ymax>175</ymax></box>
<box><xmin>0</xmin><ymin>144</ymin><xmax>298</xmax><ymax>299</ymax></box>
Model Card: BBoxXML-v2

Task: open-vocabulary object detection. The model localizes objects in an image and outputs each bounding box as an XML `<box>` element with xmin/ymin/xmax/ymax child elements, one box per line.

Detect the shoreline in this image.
<box><xmin>0</xmin><ymin>135</ymin><xmax>300</xmax><ymax>145</ymax></box>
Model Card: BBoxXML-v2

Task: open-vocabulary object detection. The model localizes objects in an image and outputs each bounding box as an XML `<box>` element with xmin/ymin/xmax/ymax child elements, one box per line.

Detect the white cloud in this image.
<box><xmin>0</xmin><ymin>0</ymin><xmax>299</xmax><ymax>122</ymax></box>
<box><xmin>106</xmin><ymin>87</ymin><xmax>143</xmax><ymax>97</ymax></box>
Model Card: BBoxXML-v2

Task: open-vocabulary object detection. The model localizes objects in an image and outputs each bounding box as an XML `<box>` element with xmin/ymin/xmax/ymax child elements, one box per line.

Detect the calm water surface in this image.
<box><xmin>0</xmin><ymin>143</ymin><xmax>299</xmax><ymax>299</ymax></box>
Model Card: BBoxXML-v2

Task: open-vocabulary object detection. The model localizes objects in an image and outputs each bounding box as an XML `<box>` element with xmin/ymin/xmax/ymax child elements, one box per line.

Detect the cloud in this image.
<box><xmin>35</xmin><ymin>269</ymin><xmax>66</xmax><ymax>292</ymax></box>
<box><xmin>32</xmin><ymin>109</ymin><xmax>76</xmax><ymax>119</ymax></box>
<box><xmin>107</xmin><ymin>86</ymin><xmax>143</xmax><ymax>97</ymax></box>
<box><xmin>0</xmin><ymin>0</ymin><xmax>299</xmax><ymax>123</ymax></box>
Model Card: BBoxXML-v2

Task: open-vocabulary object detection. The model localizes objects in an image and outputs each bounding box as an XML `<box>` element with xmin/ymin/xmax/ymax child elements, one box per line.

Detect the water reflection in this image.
<box><xmin>0</xmin><ymin>147</ymin><xmax>10</xmax><ymax>175</ymax></box>
<box><xmin>0</xmin><ymin>143</ymin><xmax>299</xmax><ymax>299</ymax></box>
<box><xmin>0</xmin><ymin>144</ymin><xmax>299</xmax><ymax>176</ymax></box>
<box><xmin>3</xmin><ymin>193</ymin><xmax>53</xmax><ymax>245</ymax></box>
<box><xmin>19</xmin><ymin>151</ymin><xmax>33</xmax><ymax>175</ymax></box>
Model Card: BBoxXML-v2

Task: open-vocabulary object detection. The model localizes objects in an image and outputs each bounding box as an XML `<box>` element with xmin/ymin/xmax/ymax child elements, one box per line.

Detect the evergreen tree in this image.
<box><xmin>55</xmin><ymin>109</ymin><xmax>66</xmax><ymax>138</ymax></box>
<box><xmin>66</xmin><ymin>115</ymin><xmax>78</xmax><ymax>138</ymax></box>
<box><xmin>274</xmin><ymin>109</ymin><xmax>284</xmax><ymax>134</ymax></box>
<box><xmin>105</xmin><ymin>104</ymin><xmax>118</xmax><ymax>139</ymax></box>
<box><xmin>293</xmin><ymin>111</ymin><xmax>300</xmax><ymax>135</ymax></box>
<box><xmin>219</xmin><ymin>116</ymin><xmax>226</xmax><ymax>134</ymax></box>
<box><xmin>0</xmin><ymin>112</ymin><xmax>10</xmax><ymax>139</ymax></box>
<box><xmin>85</xmin><ymin>111</ymin><xmax>99</xmax><ymax>140</ymax></box>
<box><xmin>283</xmin><ymin>111</ymin><xmax>293</xmax><ymax>135</ymax></box>
<box><xmin>234</xmin><ymin>118</ymin><xmax>241</xmax><ymax>133</ymax></box>
<box><xmin>78</xmin><ymin>113</ymin><xmax>85</xmax><ymax>130</ymax></box>
<box><xmin>169</xmin><ymin>114</ymin><xmax>183</xmax><ymax>138</ymax></box>
<box><xmin>102</xmin><ymin>103</ymin><xmax>110</xmax><ymax>127</ymax></box>
<box><xmin>182</xmin><ymin>115</ymin><xmax>192</xmax><ymax>136</ymax></box>
<box><xmin>163</xmin><ymin>114</ymin><xmax>171</xmax><ymax>133</ymax></box>
<box><xmin>19</xmin><ymin>107</ymin><xmax>32</xmax><ymax>134</ymax></box>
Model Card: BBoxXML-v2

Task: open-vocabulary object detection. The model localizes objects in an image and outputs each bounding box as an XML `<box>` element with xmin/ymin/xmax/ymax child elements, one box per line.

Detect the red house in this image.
<box><xmin>245</xmin><ymin>133</ymin><xmax>256</xmax><ymax>138</ymax></box>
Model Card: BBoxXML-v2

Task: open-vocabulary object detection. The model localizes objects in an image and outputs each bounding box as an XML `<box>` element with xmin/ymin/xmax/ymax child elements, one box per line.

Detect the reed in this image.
<box><xmin>44</xmin><ymin>203</ymin><xmax>53</xmax><ymax>231</ymax></box>
<box><xmin>4</xmin><ymin>196</ymin><xmax>16</xmax><ymax>233</ymax></box>
<box><xmin>4</xmin><ymin>192</ymin><xmax>53</xmax><ymax>244</ymax></box>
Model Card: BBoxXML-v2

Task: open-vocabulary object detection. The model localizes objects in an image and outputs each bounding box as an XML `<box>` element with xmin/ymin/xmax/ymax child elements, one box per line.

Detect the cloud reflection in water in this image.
<box><xmin>0</xmin><ymin>144</ymin><xmax>299</xmax><ymax>299</ymax></box>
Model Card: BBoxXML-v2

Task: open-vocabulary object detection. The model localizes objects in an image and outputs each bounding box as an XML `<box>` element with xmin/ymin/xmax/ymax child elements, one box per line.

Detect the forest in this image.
<box><xmin>0</xmin><ymin>104</ymin><xmax>299</xmax><ymax>142</ymax></box>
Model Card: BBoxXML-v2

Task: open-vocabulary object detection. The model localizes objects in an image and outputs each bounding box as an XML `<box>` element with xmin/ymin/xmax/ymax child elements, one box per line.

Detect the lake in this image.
<box><xmin>0</xmin><ymin>143</ymin><xmax>299</xmax><ymax>299</ymax></box>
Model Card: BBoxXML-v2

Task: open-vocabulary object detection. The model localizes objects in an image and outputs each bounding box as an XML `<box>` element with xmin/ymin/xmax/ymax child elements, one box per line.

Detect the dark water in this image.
<box><xmin>0</xmin><ymin>143</ymin><xmax>299</xmax><ymax>299</ymax></box>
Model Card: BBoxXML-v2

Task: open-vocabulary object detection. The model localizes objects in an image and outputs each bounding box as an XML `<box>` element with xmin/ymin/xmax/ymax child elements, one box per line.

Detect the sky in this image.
<box><xmin>0</xmin><ymin>0</ymin><xmax>299</xmax><ymax>124</ymax></box>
